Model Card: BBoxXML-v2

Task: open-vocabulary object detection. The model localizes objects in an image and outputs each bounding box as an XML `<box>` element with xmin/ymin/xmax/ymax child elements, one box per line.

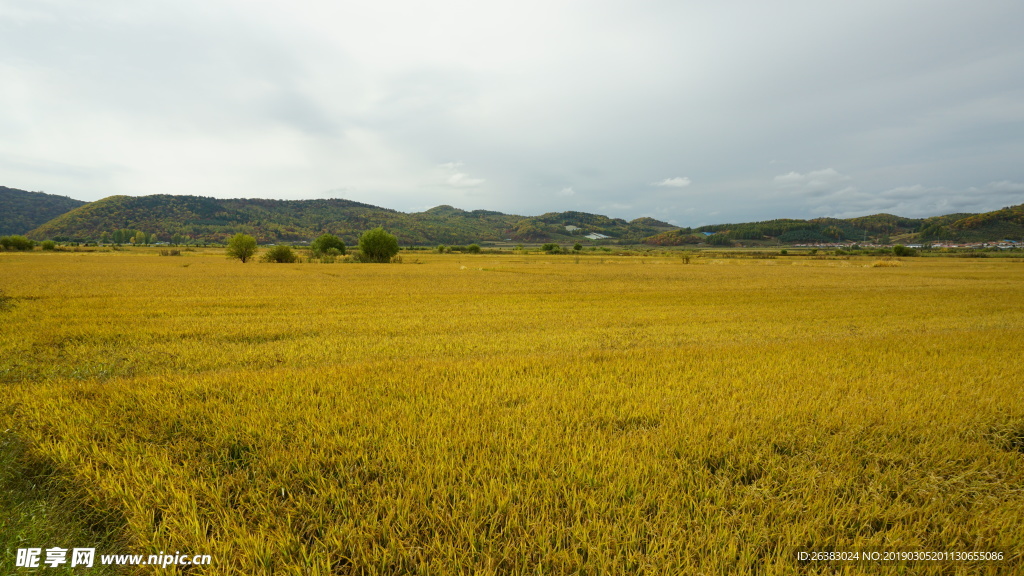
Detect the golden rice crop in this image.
<box><xmin>1</xmin><ymin>249</ymin><xmax>1022</xmax><ymax>575</ymax></box>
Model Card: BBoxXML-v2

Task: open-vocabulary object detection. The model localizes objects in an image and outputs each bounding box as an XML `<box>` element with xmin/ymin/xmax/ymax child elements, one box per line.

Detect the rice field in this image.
<box><xmin>1</xmin><ymin>249</ymin><xmax>1022</xmax><ymax>575</ymax></box>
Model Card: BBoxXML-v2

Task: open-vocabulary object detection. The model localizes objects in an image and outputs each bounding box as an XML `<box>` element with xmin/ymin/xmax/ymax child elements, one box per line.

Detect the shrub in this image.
<box><xmin>226</xmin><ymin>234</ymin><xmax>258</xmax><ymax>263</ymax></box>
<box><xmin>158</xmin><ymin>250</ymin><xmax>182</xmax><ymax>256</ymax></box>
<box><xmin>466</xmin><ymin>244</ymin><xmax>481</xmax><ymax>254</ymax></box>
<box><xmin>541</xmin><ymin>243</ymin><xmax>561</xmax><ymax>253</ymax></box>
<box><xmin>40</xmin><ymin>240</ymin><xmax>57</xmax><ymax>251</ymax></box>
<box><xmin>358</xmin><ymin>227</ymin><xmax>400</xmax><ymax>263</ymax></box>
<box><xmin>892</xmin><ymin>245</ymin><xmax>917</xmax><ymax>257</ymax></box>
<box><xmin>262</xmin><ymin>245</ymin><xmax>297</xmax><ymax>263</ymax></box>
<box><xmin>311</xmin><ymin>234</ymin><xmax>346</xmax><ymax>256</ymax></box>
<box><xmin>0</xmin><ymin>235</ymin><xmax>35</xmax><ymax>251</ymax></box>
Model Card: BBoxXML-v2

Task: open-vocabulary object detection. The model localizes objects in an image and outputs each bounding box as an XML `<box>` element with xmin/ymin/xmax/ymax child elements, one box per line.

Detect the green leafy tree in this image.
<box><xmin>358</xmin><ymin>227</ymin><xmax>400</xmax><ymax>263</ymax></box>
<box><xmin>226</xmin><ymin>233</ymin><xmax>258</xmax><ymax>263</ymax></box>
<box><xmin>133</xmin><ymin>231</ymin><xmax>146</xmax><ymax>245</ymax></box>
<box><xmin>466</xmin><ymin>244</ymin><xmax>481</xmax><ymax>254</ymax></box>
<box><xmin>573</xmin><ymin>242</ymin><xmax>583</xmax><ymax>252</ymax></box>
<box><xmin>541</xmin><ymin>243</ymin><xmax>561</xmax><ymax>253</ymax></box>
<box><xmin>100</xmin><ymin>231</ymin><xmax>111</xmax><ymax>245</ymax></box>
<box><xmin>311</xmin><ymin>234</ymin><xmax>346</xmax><ymax>256</ymax></box>
<box><xmin>40</xmin><ymin>240</ymin><xmax>57</xmax><ymax>251</ymax></box>
<box><xmin>111</xmin><ymin>230</ymin><xmax>123</xmax><ymax>244</ymax></box>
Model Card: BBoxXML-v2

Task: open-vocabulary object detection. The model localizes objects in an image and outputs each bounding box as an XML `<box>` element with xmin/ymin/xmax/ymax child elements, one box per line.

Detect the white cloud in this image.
<box><xmin>773</xmin><ymin>168</ymin><xmax>850</xmax><ymax>190</ymax></box>
<box><xmin>437</xmin><ymin>160</ymin><xmax>484</xmax><ymax>188</ymax></box>
<box><xmin>557</xmin><ymin>186</ymin><xmax>575</xmax><ymax>197</ymax></box>
<box><xmin>445</xmin><ymin>172</ymin><xmax>485</xmax><ymax>188</ymax></box>
<box><xmin>651</xmin><ymin>176</ymin><xmax>691</xmax><ymax>188</ymax></box>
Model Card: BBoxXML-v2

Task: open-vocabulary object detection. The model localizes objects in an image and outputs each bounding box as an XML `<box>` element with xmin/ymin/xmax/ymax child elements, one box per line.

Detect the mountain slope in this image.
<box><xmin>26</xmin><ymin>195</ymin><xmax>670</xmax><ymax>245</ymax></box>
<box><xmin>937</xmin><ymin>205</ymin><xmax>1024</xmax><ymax>241</ymax></box>
<box><xmin>0</xmin><ymin>186</ymin><xmax>87</xmax><ymax>235</ymax></box>
<box><xmin>21</xmin><ymin>189</ymin><xmax>1024</xmax><ymax>245</ymax></box>
<box><xmin>642</xmin><ymin>204</ymin><xmax>1024</xmax><ymax>245</ymax></box>
<box><xmin>28</xmin><ymin>195</ymin><xmax>406</xmax><ymax>244</ymax></box>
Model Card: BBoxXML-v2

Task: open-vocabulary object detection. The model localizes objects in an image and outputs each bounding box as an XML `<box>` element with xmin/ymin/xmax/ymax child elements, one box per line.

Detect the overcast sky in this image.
<box><xmin>2</xmin><ymin>0</ymin><xmax>1023</xmax><ymax>225</ymax></box>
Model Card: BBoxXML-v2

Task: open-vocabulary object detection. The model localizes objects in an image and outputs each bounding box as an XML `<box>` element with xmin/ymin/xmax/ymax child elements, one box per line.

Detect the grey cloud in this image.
<box><xmin>792</xmin><ymin>181</ymin><xmax>1024</xmax><ymax>219</ymax></box>
<box><xmin>986</xmin><ymin>180</ymin><xmax>1024</xmax><ymax>193</ymax></box>
<box><xmin>1</xmin><ymin>0</ymin><xmax>1023</xmax><ymax>225</ymax></box>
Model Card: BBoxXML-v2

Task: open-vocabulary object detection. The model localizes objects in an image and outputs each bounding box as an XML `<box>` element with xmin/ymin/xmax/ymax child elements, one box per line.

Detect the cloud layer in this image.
<box><xmin>652</xmin><ymin>177</ymin><xmax>692</xmax><ymax>188</ymax></box>
<box><xmin>1</xmin><ymin>0</ymin><xmax>1023</xmax><ymax>225</ymax></box>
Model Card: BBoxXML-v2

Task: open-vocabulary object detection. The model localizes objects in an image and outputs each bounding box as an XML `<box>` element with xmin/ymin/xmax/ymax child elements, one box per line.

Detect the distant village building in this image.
<box><xmin>564</xmin><ymin>225</ymin><xmax>580</xmax><ymax>232</ymax></box>
<box><xmin>585</xmin><ymin>233</ymin><xmax>610</xmax><ymax>240</ymax></box>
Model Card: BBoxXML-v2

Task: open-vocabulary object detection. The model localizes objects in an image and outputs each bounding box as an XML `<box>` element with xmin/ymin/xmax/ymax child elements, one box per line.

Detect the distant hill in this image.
<box><xmin>921</xmin><ymin>205</ymin><xmax>1024</xmax><ymax>242</ymax></box>
<box><xmin>29</xmin><ymin>194</ymin><xmax>404</xmax><ymax>245</ymax></box>
<box><xmin>15</xmin><ymin>187</ymin><xmax>1023</xmax><ymax>245</ymax></box>
<box><xmin>642</xmin><ymin>205</ymin><xmax>1024</xmax><ymax>245</ymax></box>
<box><xmin>25</xmin><ymin>194</ymin><xmax>674</xmax><ymax>245</ymax></box>
<box><xmin>0</xmin><ymin>186</ymin><xmax>86</xmax><ymax>235</ymax></box>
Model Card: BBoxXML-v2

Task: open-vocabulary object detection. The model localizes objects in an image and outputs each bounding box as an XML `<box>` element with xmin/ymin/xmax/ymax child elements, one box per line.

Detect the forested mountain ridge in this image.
<box><xmin>25</xmin><ymin>194</ymin><xmax>675</xmax><ymax>245</ymax></box>
<box><xmin>643</xmin><ymin>205</ymin><xmax>1024</xmax><ymax>245</ymax></box>
<box><xmin>0</xmin><ymin>186</ymin><xmax>87</xmax><ymax>235</ymax></box>
<box><xmin>13</xmin><ymin>188</ymin><xmax>1024</xmax><ymax>245</ymax></box>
